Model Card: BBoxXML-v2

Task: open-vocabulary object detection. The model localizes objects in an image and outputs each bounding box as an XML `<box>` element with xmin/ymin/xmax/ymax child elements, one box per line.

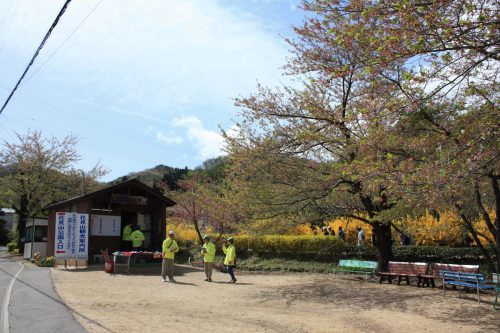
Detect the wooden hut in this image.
<box><xmin>44</xmin><ymin>179</ymin><xmax>175</xmax><ymax>258</ymax></box>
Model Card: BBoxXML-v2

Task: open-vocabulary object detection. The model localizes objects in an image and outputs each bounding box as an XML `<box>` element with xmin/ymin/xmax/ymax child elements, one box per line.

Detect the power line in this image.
<box><xmin>0</xmin><ymin>86</ymin><xmax>190</xmax><ymax>164</ymax></box>
<box><xmin>0</xmin><ymin>0</ymin><xmax>19</xmax><ymax>56</ymax></box>
<box><xmin>23</xmin><ymin>0</ymin><xmax>104</xmax><ymax>85</ymax></box>
<box><xmin>0</xmin><ymin>0</ymin><xmax>72</xmax><ymax>115</ymax></box>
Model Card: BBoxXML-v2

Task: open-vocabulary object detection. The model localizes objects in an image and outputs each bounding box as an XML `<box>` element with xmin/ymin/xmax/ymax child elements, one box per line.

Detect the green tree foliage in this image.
<box><xmin>225</xmin><ymin>25</ymin><xmax>403</xmax><ymax>269</ymax></box>
<box><xmin>225</xmin><ymin>0</ymin><xmax>499</xmax><ymax>270</ymax></box>
<box><xmin>111</xmin><ymin>164</ymin><xmax>189</xmax><ymax>190</ymax></box>
<box><xmin>301</xmin><ymin>0</ymin><xmax>499</xmax><ymax>271</ymax></box>
<box><xmin>0</xmin><ymin>130</ymin><xmax>108</xmax><ymax>251</ymax></box>
<box><xmin>195</xmin><ymin>156</ymin><xmax>228</xmax><ymax>184</ymax></box>
<box><xmin>158</xmin><ymin>162</ymin><xmax>239</xmax><ymax>244</ymax></box>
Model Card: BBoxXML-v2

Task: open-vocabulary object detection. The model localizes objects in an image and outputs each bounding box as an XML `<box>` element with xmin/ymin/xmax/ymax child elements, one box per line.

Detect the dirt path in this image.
<box><xmin>52</xmin><ymin>265</ymin><xmax>500</xmax><ymax>333</ymax></box>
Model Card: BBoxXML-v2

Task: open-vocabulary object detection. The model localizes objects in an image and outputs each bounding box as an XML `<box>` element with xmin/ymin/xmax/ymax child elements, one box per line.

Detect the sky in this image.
<box><xmin>0</xmin><ymin>0</ymin><xmax>305</xmax><ymax>181</ymax></box>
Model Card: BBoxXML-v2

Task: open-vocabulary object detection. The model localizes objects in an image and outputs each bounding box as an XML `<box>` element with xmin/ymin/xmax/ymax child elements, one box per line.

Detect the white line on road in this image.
<box><xmin>1</xmin><ymin>262</ymin><xmax>24</xmax><ymax>333</ymax></box>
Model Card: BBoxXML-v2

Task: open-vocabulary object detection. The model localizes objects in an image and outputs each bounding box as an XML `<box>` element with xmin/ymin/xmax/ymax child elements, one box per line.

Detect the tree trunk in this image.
<box><xmin>491</xmin><ymin>176</ymin><xmax>500</xmax><ymax>272</ymax></box>
<box><xmin>372</xmin><ymin>222</ymin><xmax>393</xmax><ymax>271</ymax></box>
<box><xmin>353</xmin><ymin>183</ymin><xmax>394</xmax><ymax>271</ymax></box>
<box><xmin>192</xmin><ymin>215</ymin><xmax>203</xmax><ymax>244</ymax></box>
<box><xmin>17</xmin><ymin>194</ymin><xmax>28</xmax><ymax>254</ymax></box>
<box><xmin>455</xmin><ymin>203</ymin><xmax>497</xmax><ymax>273</ymax></box>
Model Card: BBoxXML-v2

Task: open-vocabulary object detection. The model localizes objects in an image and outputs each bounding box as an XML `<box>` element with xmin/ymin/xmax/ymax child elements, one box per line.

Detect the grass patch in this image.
<box><xmin>230</xmin><ymin>255</ymin><xmax>336</xmax><ymax>273</ymax></box>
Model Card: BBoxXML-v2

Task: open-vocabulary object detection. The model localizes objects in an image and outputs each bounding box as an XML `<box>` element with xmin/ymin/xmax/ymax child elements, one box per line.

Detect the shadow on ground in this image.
<box><xmin>55</xmin><ymin>263</ymin><xmax>202</xmax><ymax>277</ymax></box>
<box><xmin>256</xmin><ymin>275</ymin><xmax>500</xmax><ymax>331</ymax></box>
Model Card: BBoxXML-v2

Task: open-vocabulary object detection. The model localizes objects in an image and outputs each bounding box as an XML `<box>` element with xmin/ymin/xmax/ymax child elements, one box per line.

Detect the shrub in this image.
<box><xmin>7</xmin><ymin>240</ymin><xmax>17</xmax><ymax>253</ymax></box>
<box><xmin>215</xmin><ymin>235</ymin><xmax>344</xmax><ymax>255</ymax></box>
<box><xmin>30</xmin><ymin>252</ymin><xmax>55</xmax><ymax>267</ymax></box>
<box><xmin>284</xmin><ymin>217</ymin><xmax>373</xmax><ymax>245</ymax></box>
<box><xmin>37</xmin><ymin>256</ymin><xmax>55</xmax><ymax>267</ymax></box>
<box><xmin>236</xmin><ymin>256</ymin><xmax>335</xmax><ymax>273</ymax></box>
<box><xmin>285</xmin><ymin>210</ymin><xmax>496</xmax><ymax>247</ymax></box>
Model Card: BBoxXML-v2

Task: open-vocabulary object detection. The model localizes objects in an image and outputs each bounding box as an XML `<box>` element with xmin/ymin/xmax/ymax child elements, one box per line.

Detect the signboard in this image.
<box><xmin>90</xmin><ymin>215</ymin><xmax>121</xmax><ymax>236</ymax></box>
<box><xmin>110</xmin><ymin>193</ymin><xmax>148</xmax><ymax>205</ymax></box>
<box><xmin>77</xmin><ymin>214</ymin><xmax>89</xmax><ymax>259</ymax></box>
<box><xmin>54</xmin><ymin>212</ymin><xmax>89</xmax><ymax>260</ymax></box>
<box><xmin>55</xmin><ymin>212</ymin><xmax>67</xmax><ymax>259</ymax></box>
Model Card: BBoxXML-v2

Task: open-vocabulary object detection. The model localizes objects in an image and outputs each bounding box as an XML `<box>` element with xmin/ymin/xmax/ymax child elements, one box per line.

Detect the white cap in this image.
<box><xmin>169</xmin><ymin>230</ymin><xmax>175</xmax><ymax>235</ymax></box>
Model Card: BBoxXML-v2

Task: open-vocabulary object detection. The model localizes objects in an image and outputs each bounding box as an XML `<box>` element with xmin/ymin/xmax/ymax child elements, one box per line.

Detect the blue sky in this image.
<box><xmin>0</xmin><ymin>0</ymin><xmax>305</xmax><ymax>181</ymax></box>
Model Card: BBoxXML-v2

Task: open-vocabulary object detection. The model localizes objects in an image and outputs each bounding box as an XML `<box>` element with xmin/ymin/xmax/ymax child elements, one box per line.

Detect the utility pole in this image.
<box><xmin>81</xmin><ymin>170</ymin><xmax>85</xmax><ymax>195</ymax></box>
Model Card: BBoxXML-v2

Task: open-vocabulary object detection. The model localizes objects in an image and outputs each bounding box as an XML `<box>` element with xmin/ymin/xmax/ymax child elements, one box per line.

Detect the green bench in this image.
<box><xmin>333</xmin><ymin>259</ymin><xmax>378</xmax><ymax>280</ymax></box>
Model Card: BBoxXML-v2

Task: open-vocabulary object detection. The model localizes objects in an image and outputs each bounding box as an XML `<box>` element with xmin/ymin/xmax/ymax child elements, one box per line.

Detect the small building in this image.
<box><xmin>0</xmin><ymin>208</ymin><xmax>17</xmax><ymax>232</ymax></box>
<box><xmin>43</xmin><ymin>179</ymin><xmax>175</xmax><ymax>258</ymax></box>
<box><xmin>24</xmin><ymin>217</ymin><xmax>48</xmax><ymax>259</ymax></box>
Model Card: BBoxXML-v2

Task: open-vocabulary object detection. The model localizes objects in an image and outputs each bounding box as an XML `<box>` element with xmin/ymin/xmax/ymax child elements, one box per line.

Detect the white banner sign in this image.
<box><xmin>67</xmin><ymin>213</ymin><xmax>77</xmax><ymax>258</ymax></box>
<box><xmin>54</xmin><ymin>212</ymin><xmax>89</xmax><ymax>259</ymax></box>
<box><xmin>77</xmin><ymin>214</ymin><xmax>89</xmax><ymax>259</ymax></box>
<box><xmin>55</xmin><ymin>212</ymin><xmax>89</xmax><ymax>260</ymax></box>
<box><xmin>55</xmin><ymin>212</ymin><xmax>67</xmax><ymax>259</ymax></box>
<box><xmin>90</xmin><ymin>215</ymin><xmax>121</xmax><ymax>236</ymax></box>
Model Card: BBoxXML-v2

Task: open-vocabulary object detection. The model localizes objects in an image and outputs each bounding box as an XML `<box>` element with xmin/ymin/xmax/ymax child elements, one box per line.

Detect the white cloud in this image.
<box><xmin>156</xmin><ymin>131</ymin><xmax>183</xmax><ymax>145</ymax></box>
<box><xmin>223</xmin><ymin>124</ymin><xmax>241</xmax><ymax>138</ymax></box>
<box><xmin>173</xmin><ymin>116</ymin><xmax>225</xmax><ymax>160</ymax></box>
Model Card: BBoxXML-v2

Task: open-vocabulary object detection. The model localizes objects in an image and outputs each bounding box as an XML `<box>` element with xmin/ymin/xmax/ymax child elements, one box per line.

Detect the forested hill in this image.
<box><xmin>109</xmin><ymin>164</ymin><xmax>190</xmax><ymax>189</ymax></box>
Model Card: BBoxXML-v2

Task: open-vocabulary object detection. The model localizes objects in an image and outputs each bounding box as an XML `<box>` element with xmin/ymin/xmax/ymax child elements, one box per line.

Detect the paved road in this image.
<box><xmin>0</xmin><ymin>254</ymin><xmax>21</xmax><ymax>329</ymax></box>
<box><xmin>0</xmin><ymin>251</ymin><xmax>87</xmax><ymax>333</ymax></box>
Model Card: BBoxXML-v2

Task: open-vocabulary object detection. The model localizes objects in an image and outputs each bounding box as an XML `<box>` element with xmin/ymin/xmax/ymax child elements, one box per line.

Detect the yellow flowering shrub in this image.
<box><xmin>285</xmin><ymin>217</ymin><xmax>373</xmax><ymax>245</ymax></box>
<box><xmin>402</xmin><ymin>211</ymin><xmax>462</xmax><ymax>246</ymax></box>
<box><xmin>230</xmin><ymin>234</ymin><xmax>343</xmax><ymax>253</ymax></box>
<box><xmin>166</xmin><ymin>218</ymin><xmax>199</xmax><ymax>246</ymax></box>
<box><xmin>168</xmin><ymin>210</ymin><xmax>495</xmax><ymax>248</ymax></box>
<box><xmin>326</xmin><ymin>217</ymin><xmax>372</xmax><ymax>245</ymax></box>
<box><xmin>403</xmin><ymin>210</ymin><xmax>495</xmax><ymax>246</ymax></box>
<box><xmin>284</xmin><ymin>211</ymin><xmax>495</xmax><ymax>247</ymax></box>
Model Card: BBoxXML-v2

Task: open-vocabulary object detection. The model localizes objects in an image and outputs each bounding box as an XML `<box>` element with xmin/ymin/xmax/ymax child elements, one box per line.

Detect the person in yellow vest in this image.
<box><xmin>121</xmin><ymin>222</ymin><xmax>132</xmax><ymax>250</ymax></box>
<box><xmin>161</xmin><ymin>230</ymin><xmax>179</xmax><ymax>282</ymax></box>
<box><xmin>222</xmin><ymin>237</ymin><xmax>237</xmax><ymax>283</ymax></box>
<box><xmin>201</xmin><ymin>235</ymin><xmax>216</xmax><ymax>282</ymax></box>
<box><xmin>129</xmin><ymin>225</ymin><xmax>145</xmax><ymax>251</ymax></box>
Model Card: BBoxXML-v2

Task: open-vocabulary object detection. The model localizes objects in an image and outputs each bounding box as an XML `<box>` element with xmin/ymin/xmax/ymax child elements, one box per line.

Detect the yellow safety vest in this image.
<box><xmin>129</xmin><ymin>230</ymin><xmax>145</xmax><ymax>248</ymax></box>
<box><xmin>122</xmin><ymin>225</ymin><xmax>132</xmax><ymax>241</ymax></box>
<box><xmin>222</xmin><ymin>244</ymin><xmax>236</xmax><ymax>266</ymax></box>
<box><xmin>162</xmin><ymin>237</ymin><xmax>179</xmax><ymax>259</ymax></box>
<box><xmin>202</xmin><ymin>242</ymin><xmax>216</xmax><ymax>263</ymax></box>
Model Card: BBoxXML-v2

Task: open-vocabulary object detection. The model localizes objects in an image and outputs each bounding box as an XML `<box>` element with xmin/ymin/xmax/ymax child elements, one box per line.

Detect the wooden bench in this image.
<box><xmin>333</xmin><ymin>259</ymin><xmax>378</xmax><ymax>280</ymax></box>
<box><xmin>419</xmin><ymin>263</ymin><xmax>479</xmax><ymax>287</ymax></box>
<box><xmin>379</xmin><ymin>261</ymin><xmax>427</xmax><ymax>285</ymax></box>
<box><xmin>442</xmin><ymin>271</ymin><xmax>495</xmax><ymax>304</ymax></box>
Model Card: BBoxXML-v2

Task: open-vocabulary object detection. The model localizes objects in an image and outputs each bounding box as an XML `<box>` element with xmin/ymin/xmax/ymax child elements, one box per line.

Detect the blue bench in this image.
<box><xmin>441</xmin><ymin>271</ymin><xmax>495</xmax><ymax>304</ymax></box>
<box><xmin>333</xmin><ymin>259</ymin><xmax>378</xmax><ymax>281</ymax></box>
<box><xmin>493</xmin><ymin>273</ymin><xmax>499</xmax><ymax>310</ymax></box>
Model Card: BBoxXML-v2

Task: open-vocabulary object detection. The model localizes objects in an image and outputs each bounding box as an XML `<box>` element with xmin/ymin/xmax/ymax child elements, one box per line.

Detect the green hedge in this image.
<box><xmin>183</xmin><ymin>235</ymin><xmax>493</xmax><ymax>265</ymax></box>
<box><xmin>233</xmin><ymin>237</ymin><xmax>491</xmax><ymax>264</ymax></box>
<box><xmin>236</xmin><ymin>256</ymin><xmax>335</xmax><ymax>273</ymax></box>
<box><xmin>183</xmin><ymin>235</ymin><xmax>344</xmax><ymax>262</ymax></box>
<box><xmin>339</xmin><ymin>245</ymin><xmax>489</xmax><ymax>264</ymax></box>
